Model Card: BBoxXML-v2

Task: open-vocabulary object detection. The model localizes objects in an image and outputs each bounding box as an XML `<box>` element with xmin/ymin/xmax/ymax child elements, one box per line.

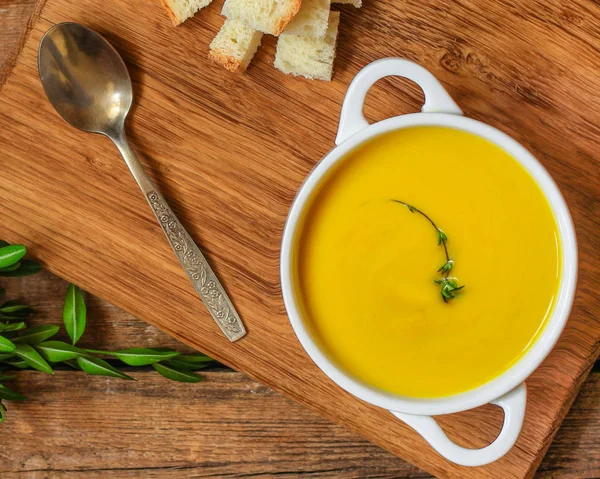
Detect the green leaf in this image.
<box><xmin>0</xmin><ymin>375</ymin><xmax>15</xmax><ymax>381</ymax></box>
<box><xmin>176</xmin><ymin>354</ymin><xmax>213</xmax><ymax>364</ymax></box>
<box><xmin>75</xmin><ymin>356</ymin><xmax>133</xmax><ymax>380</ymax></box>
<box><xmin>0</xmin><ymin>314</ymin><xmax>33</xmax><ymax>321</ymax></box>
<box><xmin>64</xmin><ymin>359</ymin><xmax>80</xmax><ymax>370</ymax></box>
<box><xmin>13</xmin><ymin>325</ymin><xmax>59</xmax><ymax>345</ymax></box>
<box><xmin>0</xmin><ymin>402</ymin><xmax>6</xmax><ymax>423</ymax></box>
<box><xmin>0</xmin><ymin>353</ymin><xmax>15</xmax><ymax>361</ymax></box>
<box><xmin>0</xmin><ymin>302</ymin><xmax>34</xmax><ymax>320</ymax></box>
<box><xmin>2</xmin><ymin>358</ymin><xmax>29</xmax><ymax>369</ymax></box>
<box><xmin>114</xmin><ymin>348</ymin><xmax>179</xmax><ymax>366</ymax></box>
<box><xmin>1</xmin><ymin>300</ymin><xmax>23</xmax><ymax>307</ymax></box>
<box><xmin>0</xmin><ymin>336</ymin><xmax>16</xmax><ymax>353</ymax></box>
<box><xmin>35</xmin><ymin>341</ymin><xmax>83</xmax><ymax>362</ymax></box>
<box><xmin>0</xmin><ymin>322</ymin><xmax>26</xmax><ymax>332</ymax></box>
<box><xmin>0</xmin><ymin>241</ymin><xmax>8</xmax><ymax>248</ymax></box>
<box><xmin>0</xmin><ymin>245</ymin><xmax>26</xmax><ymax>268</ymax></box>
<box><xmin>0</xmin><ymin>262</ymin><xmax>21</xmax><ymax>272</ymax></box>
<box><xmin>0</xmin><ymin>385</ymin><xmax>26</xmax><ymax>401</ymax></box>
<box><xmin>0</xmin><ymin>304</ymin><xmax>33</xmax><ymax>314</ymax></box>
<box><xmin>168</xmin><ymin>354</ymin><xmax>214</xmax><ymax>371</ymax></box>
<box><xmin>152</xmin><ymin>362</ymin><xmax>203</xmax><ymax>383</ymax></box>
<box><xmin>165</xmin><ymin>358</ymin><xmax>210</xmax><ymax>371</ymax></box>
<box><xmin>0</xmin><ymin>260</ymin><xmax>41</xmax><ymax>277</ymax></box>
<box><xmin>14</xmin><ymin>344</ymin><xmax>53</xmax><ymax>374</ymax></box>
<box><xmin>437</xmin><ymin>230</ymin><xmax>448</xmax><ymax>245</ymax></box>
<box><xmin>63</xmin><ymin>284</ymin><xmax>86</xmax><ymax>345</ymax></box>
<box><xmin>438</xmin><ymin>260</ymin><xmax>453</xmax><ymax>274</ymax></box>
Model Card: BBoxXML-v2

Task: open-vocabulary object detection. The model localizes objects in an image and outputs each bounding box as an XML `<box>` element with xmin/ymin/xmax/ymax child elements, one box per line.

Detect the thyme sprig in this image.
<box><xmin>392</xmin><ymin>200</ymin><xmax>465</xmax><ymax>303</ymax></box>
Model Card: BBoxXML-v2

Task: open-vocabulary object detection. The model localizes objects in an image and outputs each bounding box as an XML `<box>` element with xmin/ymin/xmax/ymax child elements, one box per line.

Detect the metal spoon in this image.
<box><xmin>38</xmin><ymin>22</ymin><xmax>246</xmax><ymax>342</ymax></box>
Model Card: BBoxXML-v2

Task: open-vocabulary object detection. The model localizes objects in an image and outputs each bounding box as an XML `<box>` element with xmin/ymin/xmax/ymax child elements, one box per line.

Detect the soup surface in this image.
<box><xmin>294</xmin><ymin>126</ymin><xmax>561</xmax><ymax>398</ymax></box>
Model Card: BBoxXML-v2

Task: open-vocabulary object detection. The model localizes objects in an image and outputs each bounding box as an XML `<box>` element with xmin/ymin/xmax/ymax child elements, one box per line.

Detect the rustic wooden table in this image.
<box><xmin>1</xmin><ymin>2</ymin><xmax>599</xmax><ymax>477</ymax></box>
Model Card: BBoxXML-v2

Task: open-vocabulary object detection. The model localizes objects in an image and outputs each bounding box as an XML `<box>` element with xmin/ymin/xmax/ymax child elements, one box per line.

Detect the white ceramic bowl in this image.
<box><xmin>280</xmin><ymin>58</ymin><xmax>578</xmax><ymax>467</ymax></box>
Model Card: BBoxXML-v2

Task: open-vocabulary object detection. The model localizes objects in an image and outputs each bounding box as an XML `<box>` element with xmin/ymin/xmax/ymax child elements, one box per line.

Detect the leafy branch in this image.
<box><xmin>0</xmin><ymin>242</ymin><xmax>214</xmax><ymax>423</ymax></box>
<box><xmin>392</xmin><ymin>200</ymin><xmax>465</xmax><ymax>303</ymax></box>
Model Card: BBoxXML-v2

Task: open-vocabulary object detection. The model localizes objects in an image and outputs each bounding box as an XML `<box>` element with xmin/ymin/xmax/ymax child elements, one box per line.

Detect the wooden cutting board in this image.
<box><xmin>1</xmin><ymin>0</ymin><xmax>599</xmax><ymax>477</ymax></box>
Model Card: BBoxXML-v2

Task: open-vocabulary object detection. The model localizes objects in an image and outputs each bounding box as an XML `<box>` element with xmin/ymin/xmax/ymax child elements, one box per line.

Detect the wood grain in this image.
<box><xmin>1</xmin><ymin>272</ymin><xmax>600</xmax><ymax>478</ymax></box>
<box><xmin>1</xmin><ymin>0</ymin><xmax>599</xmax><ymax>477</ymax></box>
<box><xmin>0</xmin><ymin>369</ymin><xmax>597</xmax><ymax>479</ymax></box>
<box><xmin>0</xmin><ymin>0</ymin><xmax>38</xmax><ymax>86</ymax></box>
<box><xmin>0</xmin><ymin>1</ymin><xmax>36</xmax><ymax>60</ymax></box>
<box><xmin>0</xmin><ymin>370</ymin><xmax>434</xmax><ymax>479</ymax></box>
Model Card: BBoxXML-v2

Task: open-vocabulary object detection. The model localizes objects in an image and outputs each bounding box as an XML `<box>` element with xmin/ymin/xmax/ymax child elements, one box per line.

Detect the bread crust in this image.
<box><xmin>208</xmin><ymin>51</ymin><xmax>245</xmax><ymax>73</ymax></box>
<box><xmin>159</xmin><ymin>0</ymin><xmax>182</xmax><ymax>26</ymax></box>
<box><xmin>273</xmin><ymin>0</ymin><xmax>303</xmax><ymax>35</ymax></box>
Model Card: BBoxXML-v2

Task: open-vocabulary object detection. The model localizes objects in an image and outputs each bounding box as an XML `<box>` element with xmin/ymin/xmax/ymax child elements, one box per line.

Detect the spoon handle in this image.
<box><xmin>111</xmin><ymin>132</ymin><xmax>246</xmax><ymax>342</ymax></box>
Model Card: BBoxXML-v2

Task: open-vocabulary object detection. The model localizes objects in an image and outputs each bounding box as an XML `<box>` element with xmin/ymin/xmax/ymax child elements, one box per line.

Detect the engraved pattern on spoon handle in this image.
<box><xmin>146</xmin><ymin>190</ymin><xmax>246</xmax><ymax>342</ymax></box>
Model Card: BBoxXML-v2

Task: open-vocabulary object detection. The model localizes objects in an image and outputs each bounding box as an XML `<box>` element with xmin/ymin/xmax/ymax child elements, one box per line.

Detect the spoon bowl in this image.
<box><xmin>38</xmin><ymin>22</ymin><xmax>132</xmax><ymax>135</ymax></box>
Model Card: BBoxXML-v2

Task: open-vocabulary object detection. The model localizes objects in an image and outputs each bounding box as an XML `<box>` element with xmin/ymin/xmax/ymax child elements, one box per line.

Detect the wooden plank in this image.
<box><xmin>0</xmin><ymin>368</ymin><xmax>598</xmax><ymax>478</ymax></box>
<box><xmin>0</xmin><ymin>0</ymin><xmax>599</xmax><ymax>477</ymax></box>
<box><xmin>539</xmin><ymin>366</ymin><xmax>600</xmax><ymax>478</ymax></box>
<box><xmin>0</xmin><ymin>371</ymin><xmax>431</xmax><ymax>479</ymax></box>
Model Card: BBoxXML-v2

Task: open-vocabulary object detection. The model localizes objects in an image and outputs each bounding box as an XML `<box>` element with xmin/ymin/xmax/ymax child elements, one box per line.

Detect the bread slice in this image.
<box><xmin>332</xmin><ymin>0</ymin><xmax>361</xmax><ymax>7</ymax></box>
<box><xmin>274</xmin><ymin>11</ymin><xmax>340</xmax><ymax>80</ymax></box>
<box><xmin>221</xmin><ymin>0</ymin><xmax>302</xmax><ymax>36</ymax></box>
<box><xmin>160</xmin><ymin>0</ymin><xmax>213</xmax><ymax>26</ymax></box>
<box><xmin>209</xmin><ymin>19</ymin><xmax>264</xmax><ymax>72</ymax></box>
<box><xmin>283</xmin><ymin>0</ymin><xmax>331</xmax><ymax>38</ymax></box>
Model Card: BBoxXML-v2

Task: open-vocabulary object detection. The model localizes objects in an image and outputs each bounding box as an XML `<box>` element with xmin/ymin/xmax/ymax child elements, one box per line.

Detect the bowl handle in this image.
<box><xmin>336</xmin><ymin>58</ymin><xmax>463</xmax><ymax>145</ymax></box>
<box><xmin>390</xmin><ymin>383</ymin><xmax>527</xmax><ymax>467</ymax></box>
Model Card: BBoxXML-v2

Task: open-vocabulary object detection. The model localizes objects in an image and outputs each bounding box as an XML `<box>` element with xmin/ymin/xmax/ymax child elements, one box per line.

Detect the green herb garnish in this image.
<box><xmin>392</xmin><ymin>200</ymin><xmax>465</xmax><ymax>303</ymax></box>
